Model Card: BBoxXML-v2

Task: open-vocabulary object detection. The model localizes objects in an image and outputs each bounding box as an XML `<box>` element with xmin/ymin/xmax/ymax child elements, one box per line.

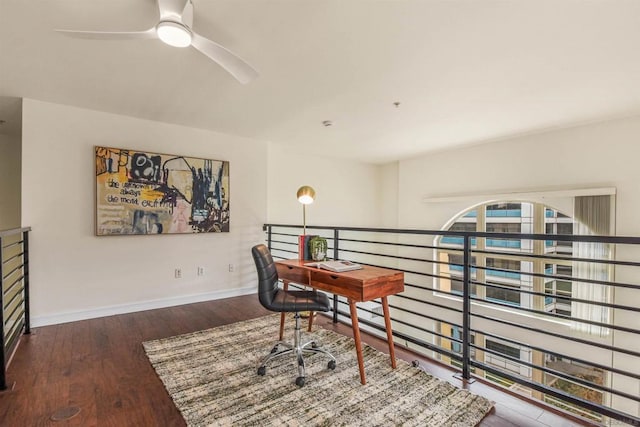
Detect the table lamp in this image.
<box><xmin>296</xmin><ymin>185</ymin><xmax>315</xmax><ymax>235</ymax></box>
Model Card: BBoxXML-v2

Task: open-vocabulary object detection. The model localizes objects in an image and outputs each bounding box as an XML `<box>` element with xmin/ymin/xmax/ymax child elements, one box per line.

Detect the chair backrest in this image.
<box><xmin>251</xmin><ymin>244</ymin><xmax>279</xmax><ymax>311</ymax></box>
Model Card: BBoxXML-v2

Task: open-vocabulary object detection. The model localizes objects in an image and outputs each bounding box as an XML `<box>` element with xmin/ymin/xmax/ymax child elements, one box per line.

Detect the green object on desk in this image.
<box><xmin>309</xmin><ymin>236</ymin><xmax>328</xmax><ymax>261</ymax></box>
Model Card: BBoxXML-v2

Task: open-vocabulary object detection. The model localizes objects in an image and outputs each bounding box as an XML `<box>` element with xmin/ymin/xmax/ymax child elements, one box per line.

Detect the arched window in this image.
<box><xmin>436</xmin><ymin>201</ymin><xmax>578</xmax><ymax>314</ymax></box>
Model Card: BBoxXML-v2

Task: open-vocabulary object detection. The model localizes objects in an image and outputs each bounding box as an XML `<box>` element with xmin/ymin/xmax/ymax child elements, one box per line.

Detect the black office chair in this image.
<box><xmin>251</xmin><ymin>244</ymin><xmax>336</xmax><ymax>387</ymax></box>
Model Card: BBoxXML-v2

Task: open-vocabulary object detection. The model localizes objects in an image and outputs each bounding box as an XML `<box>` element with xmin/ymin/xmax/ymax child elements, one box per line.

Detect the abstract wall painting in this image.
<box><xmin>95</xmin><ymin>146</ymin><xmax>230</xmax><ymax>235</ymax></box>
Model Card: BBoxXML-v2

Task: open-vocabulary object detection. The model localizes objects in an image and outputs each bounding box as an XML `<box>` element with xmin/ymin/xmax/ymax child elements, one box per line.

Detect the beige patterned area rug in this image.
<box><xmin>143</xmin><ymin>315</ymin><xmax>493</xmax><ymax>426</ymax></box>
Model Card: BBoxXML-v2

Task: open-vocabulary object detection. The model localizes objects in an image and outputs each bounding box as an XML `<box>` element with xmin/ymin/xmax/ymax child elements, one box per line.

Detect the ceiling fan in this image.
<box><xmin>55</xmin><ymin>0</ymin><xmax>258</xmax><ymax>84</ymax></box>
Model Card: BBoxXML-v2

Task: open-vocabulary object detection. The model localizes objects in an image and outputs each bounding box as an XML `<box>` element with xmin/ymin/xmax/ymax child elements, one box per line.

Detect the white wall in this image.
<box><xmin>377</xmin><ymin>162</ymin><xmax>399</xmax><ymax>228</ymax></box>
<box><xmin>398</xmin><ymin>116</ymin><xmax>640</xmax><ymax>233</ymax></box>
<box><xmin>0</xmin><ymin>133</ymin><xmax>21</xmax><ymax>230</ymax></box>
<box><xmin>267</xmin><ymin>144</ymin><xmax>382</xmax><ymax>227</ymax></box>
<box><xmin>22</xmin><ymin>99</ymin><xmax>268</xmax><ymax>326</ymax></box>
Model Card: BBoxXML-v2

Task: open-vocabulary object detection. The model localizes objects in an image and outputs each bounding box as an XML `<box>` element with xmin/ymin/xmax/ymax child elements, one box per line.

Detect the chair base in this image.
<box><xmin>257</xmin><ymin>312</ymin><xmax>336</xmax><ymax>386</ymax></box>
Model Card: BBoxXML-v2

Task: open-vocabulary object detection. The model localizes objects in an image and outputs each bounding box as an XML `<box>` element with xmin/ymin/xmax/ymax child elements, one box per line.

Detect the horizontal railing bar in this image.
<box><xmin>336</xmin><ymin>282</ymin><xmax>462</xmax><ymax>312</ymax></box>
<box><xmin>471</xmin><ymin>264</ymin><xmax>640</xmax><ymax>290</ymax></box>
<box><xmin>265</xmin><ymin>223</ymin><xmax>640</xmax><ymax>245</ymax></box>
<box><xmin>459</xmin><ymin>261</ymin><xmax>638</xmax><ymax>291</ymax></box>
<box><xmin>4</xmin><ymin>301</ymin><xmax>23</xmax><ymax>329</ymax></box>
<box><xmin>470</xmin><ymin>327</ymin><xmax>640</xmax><ymax>381</ymax></box>
<box><xmin>335</xmin><ymin>248</ymin><xmax>433</xmax><ymax>264</ymax></box>
<box><xmin>4</xmin><ymin>316</ymin><xmax>24</xmax><ymax>353</ymax></box>
<box><xmin>0</xmin><ymin>227</ymin><xmax>31</xmax><ymax>239</ymax></box>
<box><xmin>472</xmin><ymin>247</ymin><xmax>640</xmax><ymax>268</ymax></box>
<box><xmin>4</xmin><ymin>285</ymin><xmax>24</xmax><ymax>311</ymax></box>
<box><xmin>268</xmin><ymin>224</ymin><xmax>448</xmax><ymax>236</ymax></box>
<box><xmin>471</xmin><ymin>311</ymin><xmax>640</xmax><ymax>358</ymax></box>
<box><xmin>4</xmin><ymin>303</ymin><xmax>25</xmax><ymax>326</ymax></box>
<box><xmin>342</xmin><ymin>251</ymin><xmax>459</xmax><ymax>270</ymax></box>
<box><xmin>3</xmin><ymin>274</ymin><xmax>24</xmax><ymax>296</ymax></box>
<box><xmin>267</xmin><ymin>231</ymin><xmax>300</xmax><ymax>238</ymax></box>
<box><xmin>351</xmin><ymin>304</ymin><xmax>457</xmax><ymax>343</ymax></box>
<box><xmin>354</xmin><ymin>261</ymin><xmax>456</xmax><ymax>278</ymax></box>
<box><xmin>1</xmin><ymin>251</ymin><xmax>25</xmax><ymax>265</ymax></box>
<box><xmin>273</xmin><ymin>249</ymin><xmax>298</xmax><ymax>259</ymax></box>
<box><xmin>387</xmin><ymin>301</ymin><xmax>463</xmax><ymax>331</ymax></box>
<box><xmin>333</xmin><ymin>297</ymin><xmax>465</xmax><ymax>341</ymax></box>
<box><xmin>472</xmin><ymin>343</ymin><xmax>639</xmax><ymax>402</ymax></box>
<box><xmin>270</xmin><ymin>249</ymin><xmax>297</xmax><ymax>258</ymax></box>
<box><xmin>336</xmin><ymin>236</ymin><xmax>441</xmax><ymax>251</ymax></box>
<box><xmin>333</xmin><ymin>294</ymin><xmax>464</xmax><ymax>340</ymax></box>
<box><xmin>2</xmin><ymin>264</ymin><xmax>22</xmax><ymax>282</ymax></box>
<box><xmin>470</xmin><ymin>295</ymin><xmax>640</xmax><ymax>335</ymax></box>
<box><xmin>1</xmin><ymin>240</ymin><xmax>24</xmax><ymax>251</ymax></box>
<box><xmin>269</xmin><ymin>239</ymin><xmax>297</xmax><ymax>246</ymax></box>
<box><xmin>472</xmin><ymin>280</ymin><xmax>640</xmax><ymax>313</ymax></box>
<box><xmin>397</xmin><ymin>293</ymin><xmax>463</xmax><ymax>314</ymax></box>
<box><xmin>403</xmin><ymin>282</ymin><xmax>464</xmax><ymax>299</ymax></box>
<box><xmin>398</xmin><ymin>268</ymin><xmax>449</xmax><ymax>280</ymax></box>
<box><xmin>333</xmin><ymin>307</ymin><xmax>463</xmax><ymax>362</ymax></box>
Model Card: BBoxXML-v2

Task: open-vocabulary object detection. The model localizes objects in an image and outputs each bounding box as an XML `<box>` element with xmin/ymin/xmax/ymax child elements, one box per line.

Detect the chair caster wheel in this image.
<box><xmin>328</xmin><ymin>360</ymin><xmax>336</xmax><ymax>370</ymax></box>
<box><xmin>295</xmin><ymin>376</ymin><xmax>305</xmax><ymax>387</ymax></box>
<box><xmin>311</xmin><ymin>341</ymin><xmax>319</xmax><ymax>348</ymax></box>
<box><xmin>257</xmin><ymin>366</ymin><xmax>266</xmax><ymax>376</ymax></box>
<box><xmin>270</xmin><ymin>345</ymin><xmax>278</xmax><ymax>353</ymax></box>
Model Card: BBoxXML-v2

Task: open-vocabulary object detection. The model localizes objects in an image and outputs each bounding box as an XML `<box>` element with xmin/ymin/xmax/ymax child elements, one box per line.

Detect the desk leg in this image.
<box><xmin>381</xmin><ymin>296</ymin><xmax>397</xmax><ymax>369</ymax></box>
<box><xmin>349</xmin><ymin>300</ymin><xmax>366</xmax><ymax>385</ymax></box>
<box><xmin>307</xmin><ymin>311</ymin><xmax>314</xmax><ymax>332</ymax></box>
<box><xmin>279</xmin><ymin>281</ymin><xmax>289</xmax><ymax>341</ymax></box>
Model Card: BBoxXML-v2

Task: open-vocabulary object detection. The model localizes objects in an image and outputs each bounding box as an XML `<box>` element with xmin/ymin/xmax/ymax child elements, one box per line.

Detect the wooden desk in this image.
<box><xmin>275</xmin><ymin>259</ymin><xmax>404</xmax><ymax>385</ymax></box>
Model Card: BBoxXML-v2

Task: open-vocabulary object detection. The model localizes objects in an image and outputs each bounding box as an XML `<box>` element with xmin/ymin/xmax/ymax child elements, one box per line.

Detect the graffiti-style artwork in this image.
<box><xmin>95</xmin><ymin>146</ymin><xmax>230</xmax><ymax>235</ymax></box>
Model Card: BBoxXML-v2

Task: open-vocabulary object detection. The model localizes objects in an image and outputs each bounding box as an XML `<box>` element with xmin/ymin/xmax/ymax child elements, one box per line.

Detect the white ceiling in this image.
<box><xmin>2</xmin><ymin>0</ymin><xmax>640</xmax><ymax>163</ymax></box>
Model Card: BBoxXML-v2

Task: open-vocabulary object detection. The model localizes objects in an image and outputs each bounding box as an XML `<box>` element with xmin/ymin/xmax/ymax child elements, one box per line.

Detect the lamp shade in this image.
<box><xmin>296</xmin><ymin>186</ymin><xmax>315</xmax><ymax>205</ymax></box>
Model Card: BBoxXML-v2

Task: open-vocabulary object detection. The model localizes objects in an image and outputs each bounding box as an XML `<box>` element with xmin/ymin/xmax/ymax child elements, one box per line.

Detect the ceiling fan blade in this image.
<box><xmin>191</xmin><ymin>33</ymin><xmax>258</xmax><ymax>84</ymax></box>
<box><xmin>157</xmin><ymin>0</ymin><xmax>190</xmax><ymax>22</ymax></box>
<box><xmin>181</xmin><ymin>0</ymin><xmax>194</xmax><ymax>28</ymax></box>
<box><xmin>55</xmin><ymin>28</ymin><xmax>157</xmax><ymax>40</ymax></box>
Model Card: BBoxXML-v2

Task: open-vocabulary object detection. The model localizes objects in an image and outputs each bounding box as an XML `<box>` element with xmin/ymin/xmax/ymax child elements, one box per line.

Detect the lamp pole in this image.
<box><xmin>303</xmin><ymin>204</ymin><xmax>307</xmax><ymax>235</ymax></box>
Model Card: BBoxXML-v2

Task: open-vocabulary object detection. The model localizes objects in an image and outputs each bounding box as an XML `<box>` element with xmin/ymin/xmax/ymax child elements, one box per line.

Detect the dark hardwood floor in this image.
<box><xmin>0</xmin><ymin>295</ymin><xmax>591</xmax><ymax>426</ymax></box>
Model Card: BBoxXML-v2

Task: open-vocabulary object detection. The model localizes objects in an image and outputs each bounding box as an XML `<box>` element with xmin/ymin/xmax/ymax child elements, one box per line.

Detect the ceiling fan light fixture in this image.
<box><xmin>156</xmin><ymin>21</ymin><xmax>192</xmax><ymax>48</ymax></box>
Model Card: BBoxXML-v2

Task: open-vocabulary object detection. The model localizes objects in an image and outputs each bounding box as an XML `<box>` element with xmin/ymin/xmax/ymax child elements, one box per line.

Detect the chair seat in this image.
<box><xmin>270</xmin><ymin>290</ymin><xmax>331</xmax><ymax>312</ymax></box>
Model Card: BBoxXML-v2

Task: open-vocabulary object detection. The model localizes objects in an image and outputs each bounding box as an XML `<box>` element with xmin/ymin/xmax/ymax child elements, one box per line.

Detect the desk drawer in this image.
<box><xmin>310</xmin><ymin>270</ymin><xmax>363</xmax><ymax>301</ymax></box>
<box><xmin>276</xmin><ymin>263</ymin><xmax>309</xmax><ymax>285</ymax></box>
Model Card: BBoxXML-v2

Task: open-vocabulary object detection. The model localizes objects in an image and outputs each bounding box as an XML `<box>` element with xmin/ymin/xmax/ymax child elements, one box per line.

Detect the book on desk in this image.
<box><xmin>303</xmin><ymin>260</ymin><xmax>363</xmax><ymax>272</ymax></box>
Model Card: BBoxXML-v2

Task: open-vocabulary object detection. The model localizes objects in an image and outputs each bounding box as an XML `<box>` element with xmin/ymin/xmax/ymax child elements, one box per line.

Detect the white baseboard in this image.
<box><xmin>31</xmin><ymin>286</ymin><xmax>257</xmax><ymax>327</ymax></box>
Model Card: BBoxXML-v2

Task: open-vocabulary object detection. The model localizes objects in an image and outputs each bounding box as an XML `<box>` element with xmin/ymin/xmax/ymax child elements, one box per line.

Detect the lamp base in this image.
<box><xmin>300</xmin><ymin>311</ymin><xmax>315</xmax><ymax>319</ymax></box>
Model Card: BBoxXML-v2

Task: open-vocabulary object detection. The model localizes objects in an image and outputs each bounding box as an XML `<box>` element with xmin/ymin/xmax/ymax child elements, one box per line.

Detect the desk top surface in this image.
<box><xmin>276</xmin><ymin>259</ymin><xmax>403</xmax><ymax>280</ymax></box>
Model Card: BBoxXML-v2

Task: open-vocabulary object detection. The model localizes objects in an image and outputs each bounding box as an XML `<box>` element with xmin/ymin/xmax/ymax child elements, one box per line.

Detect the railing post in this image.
<box><xmin>23</xmin><ymin>230</ymin><xmax>30</xmax><ymax>335</ymax></box>
<box><xmin>332</xmin><ymin>229</ymin><xmax>339</xmax><ymax>323</ymax></box>
<box><xmin>0</xmin><ymin>236</ymin><xmax>6</xmax><ymax>390</ymax></box>
<box><xmin>266</xmin><ymin>225</ymin><xmax>273</xmax><ymax>251</ymax></box>
<box><xmin>461</xmin><ymin>234</ymin><xmax>472</xmax><ymax>381</ymax></box>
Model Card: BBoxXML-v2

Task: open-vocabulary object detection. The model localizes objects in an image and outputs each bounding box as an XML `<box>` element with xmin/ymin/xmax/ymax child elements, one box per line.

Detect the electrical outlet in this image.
<box><xmin>175</xmin><ymin>268</ymin><xmax>182</xmax><ymax>279</ymax></box>
<box><xmin>228</xmin><ymin>264</ymin><xmax>234</xmax><ymax>272</ymax></box>
<box><xmin>197</xmin><ymin>266</ymin><xmax>205</xmax><ymax>276</ymax></box>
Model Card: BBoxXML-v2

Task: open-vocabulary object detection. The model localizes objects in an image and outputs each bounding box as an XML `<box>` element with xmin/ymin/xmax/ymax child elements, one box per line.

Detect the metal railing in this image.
<box><xmin>0</xmin><ymin>227</ymin><xmax>31</xmax><ymax>390</ymax></box>
<box><xmin>264</xmin><ymin>223</ymin><xmax>640</xmax><ymax>426</ymax></box>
